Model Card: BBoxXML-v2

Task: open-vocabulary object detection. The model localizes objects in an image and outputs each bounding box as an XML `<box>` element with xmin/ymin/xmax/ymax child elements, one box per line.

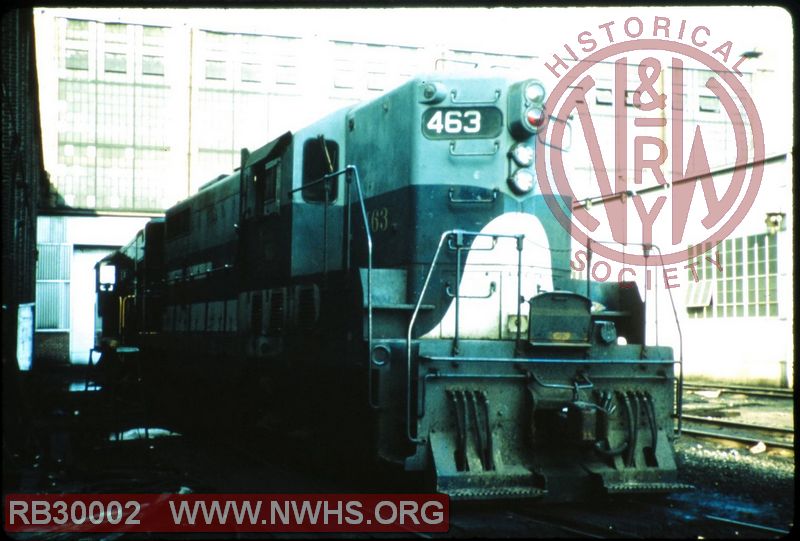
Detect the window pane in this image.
<box><xmin>768</xmin><ymin>255</ymin><xmax>777</xmax><ymax>274</ymax></box>
<box><xmin>203</xmin><ymin>31</ymin><xmax>229</xmax><ymax>51</ymax></box>
<box><xmin>699</xmin><ymin>95</ymin><xmax>720</xmax><ymax>112</ymax></box>
<box><xmin>65</xmin><ymin>48</ymin><xmax>89</xmax><ymax>70</ymax></box>
<box><xmin>302</xmin><ymin>139</ymin><xmax>339</xmax><ymax>202</ymax></box>
<box><xmin>142</xmin><ymin>26</ymin><xmax>166</xmax><ymax>46</ymax></box>
<box><xmin>205</xmin><ymin>60</ymin><xmax>227</xmax><ymax>80</ymax></box>
<box><xmin>142</xmin><ymin>55</ymin><xmax>165</xmax><ymax>76</ymax></box>
<box><xmin>241</xmin><ymin>62</ymin><xmax>262</xmax><ymax>83</ymax></box>
<box><xmin>104</xmin><ymin>23</ymin><xmax>127</xmax><ymax>43</ymax></box>
<box><xmin>767</xmin><ymin>287</ymin><xmax>778</xmax><ymax>303</ymax></box>
<box><xmin>66</xmin><ymin>19</ymin><xmax>89</xmax><ymax>41</ymax></box>
<box><xmin>595</xmin><ymin>88</ymin><xmax>613</xmax><ymax>105</ymax></box>
<box><xmin>104</xmin><ymin>52</ymin><xmax>127</xmax><ymax>73</ymax></box>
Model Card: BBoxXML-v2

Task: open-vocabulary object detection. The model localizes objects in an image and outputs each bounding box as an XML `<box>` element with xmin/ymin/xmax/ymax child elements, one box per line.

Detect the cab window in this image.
<box><xmin>302</xmin><ymin>137</ymin><xmax>338</xmax><ymax>203</ymax></box>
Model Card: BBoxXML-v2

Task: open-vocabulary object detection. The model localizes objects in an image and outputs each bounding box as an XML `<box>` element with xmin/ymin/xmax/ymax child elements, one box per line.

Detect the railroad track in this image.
<box><xmin>704</xmin><ymin>514</ymin><xmax>791</xmax><ymax>536</ymax></box>
<box><xmin>683</xmin><ymin>383</ymin><xmax>794</xmax><ymax>400</ymax></box>
<box><xmin>679</xmin><ymin>414</ymin><xmax>794</xmax><ymax>450</ymax></box>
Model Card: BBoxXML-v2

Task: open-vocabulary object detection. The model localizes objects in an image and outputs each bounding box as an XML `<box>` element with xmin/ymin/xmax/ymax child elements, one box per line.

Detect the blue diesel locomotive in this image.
<box><xmin>95</xmin><ymin>74</ymin><xmax>688</xmax><ymax>501</ymax></box>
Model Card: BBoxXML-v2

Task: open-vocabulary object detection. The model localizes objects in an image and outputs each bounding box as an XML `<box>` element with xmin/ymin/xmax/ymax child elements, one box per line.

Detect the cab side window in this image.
<box><xmin>254</xmin><ymin>158</ymin><xmax>281</xmax><ymax>215</ymax></box>
<box><xmin>302</xmin><ymin>137</ymin><xmax>338</xmax><ymax>203</ymax></box>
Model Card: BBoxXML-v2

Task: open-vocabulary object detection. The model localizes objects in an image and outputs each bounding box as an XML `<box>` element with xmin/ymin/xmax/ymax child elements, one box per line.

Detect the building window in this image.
<box><xmin>274</xmin><ymin>62</ymin><xmax>297</xmax><ymax>86</ymax></box>
<box><xmin>142</xmin><ymin>55</ymin><xmax>165</xmax><ymax>76</ymax></box>
<box><xmin>747</xmin><ymin>233</ymin><xmax>779</xmax><ymax>316</ymax></box>
<box><xmin>104</xmin><ymin>52</ymin><xmax>127</xmax><ymax>73</ymax></box>
<box><xmin>205</xmin><ymin>59</ymin><xmax>227</xmax><ymax>80</ymax></box>
<box><xmin>686</xmin><ymin>233</ymin><xmax>778</xmax><ymax>319</ymax></box>
<box><xmin>142</xmin><ymin>25</ymin><xmax>166</xmax><ymax>47</ymax></box>
<box><xmin>241</xmin><ymin>62</ymin><xmax>262</xmax><ymax>83</ymax></box>
<box><xmin>65</xmin><ymin>48</ymin><xmax>89</xmax><ymax>70</ymax></box>
<box><xmin>104</xmin><ymin>23</ymin><xmax>127</xmax><ymax>44</ymax></box>
<box><xmin>595</xmin><ymin>88</ymin><xmax>613</xmax><ymax>105</ymax></box>
<box><xmin>203</xmin><ymin>31</ymin><xmax>229</xmax><ymax>52</ymax></box>
<box><xmin>699</xmin><ymin>95</ymin><xmax>720</xmax><ymax>113</ymax></box>
<box><xmin>714</xmin><ymin>237</ymin><xmax>744</xmax><ymax>317</ymax></box>
<box><xmin>366</xmin><ymin>71</ymin><xmax>387</xmax><ymax>92</ymax></box>
<box><xmin>302</xmin><ymin>138</ymin><xmax>339</xmax><ymax>203</ymax></box>
<box><xmin>66</xmin><ymin>19</ymin><xmax>89</xmax><ymax>41</ymax></box>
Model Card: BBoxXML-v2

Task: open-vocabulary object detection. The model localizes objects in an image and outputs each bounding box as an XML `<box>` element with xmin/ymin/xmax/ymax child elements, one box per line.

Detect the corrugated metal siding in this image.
<box><xmin>35</xmin><ymin>242</ymin><xmax>71</xmax><ymax>330</ymax></box>
<box><xmin>35</xmin><ymin>282</ymin><xmax>70</xmax><ymax>330</ymax></box>
<box><xmin>36</xmin><ymin>243</ymin><xmax>71</xmax><ymax>280</ymax></box>
<box><xmin>37</xmin><ymin>215</ymin><xmax>67</xmax><ymax>243</ymax></box>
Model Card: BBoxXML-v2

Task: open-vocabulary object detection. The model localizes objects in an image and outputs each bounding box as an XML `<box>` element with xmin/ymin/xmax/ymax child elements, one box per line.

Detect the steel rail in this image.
<box><xmin>684</xmin><ymin>383</ymin><xmax>793</xmax><ymax>399</ymax></box>
<box><xmin>681</xmin><ymin>415</ymin><xmax>794</xmax><ymax>435</ymax></box>
<box><xmin>680</xmin><ymin>427</ymin><xmax>794</xmax><ymax>450</ymax></box>
<box><xmin>704</xmin><ymin>514</ymin><xmax>791</xmax><ymax>535</ymax></box>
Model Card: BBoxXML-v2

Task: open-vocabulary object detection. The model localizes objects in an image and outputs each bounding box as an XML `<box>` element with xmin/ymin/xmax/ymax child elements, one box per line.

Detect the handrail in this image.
<box><xmin>405</xmin><ymin>229</ymin><xmax>524</xmax><ymax>444</ymax></box>
<box><xmin>406</xmin><ymin>230</ymin><xmax>453</xmax><ymax>444</ymax></box>
<box><xmin>346</xmin><ymin>166</ymin><xmax>376</xmax><ymax>409</ymax></box>
<box><xmin>289</xmin><ymin>166</ymin><xmax>376</xmax><ymax>409</ymax></box>
<box><xmin>650</xmin><ymin>244</ymin><xmax>684</xmax><ymax>435</ymax></box>
<box><xmin>580</xmin><ymin>239</ymin><xmax>684</xmax><ymax>435</ymax></box>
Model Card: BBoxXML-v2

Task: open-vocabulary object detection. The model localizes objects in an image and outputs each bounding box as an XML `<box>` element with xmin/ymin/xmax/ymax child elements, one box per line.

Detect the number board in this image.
<box><xmin>421</xmin><ymin>107</ymin><xmax>503</xmax><ymax>140</ymax></box>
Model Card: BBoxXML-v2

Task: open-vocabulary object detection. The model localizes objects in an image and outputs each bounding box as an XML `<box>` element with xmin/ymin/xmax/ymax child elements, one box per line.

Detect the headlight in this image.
<box><xmin>508</xmin><ymin>79</ymin><xmax>547</xmax><ymax>140</ymax></box>
<box><xmin>509</xmin><ymin>143</ymin><xmax>534</xmax><ymax>167</ymax></box>
<box><xmin>524</xmin><ymin>81</ymin><xmax>545</xmax><ymax>103</ymax></box>
<box><xmin>508</xmin><ymin>169</ymin><xmax>535</xmax><ymax>195</ymax></box>
<box><xmin>525</xmin><ymin>106</ymin><xmax>546</xmax><ymax>130</ymax></box>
